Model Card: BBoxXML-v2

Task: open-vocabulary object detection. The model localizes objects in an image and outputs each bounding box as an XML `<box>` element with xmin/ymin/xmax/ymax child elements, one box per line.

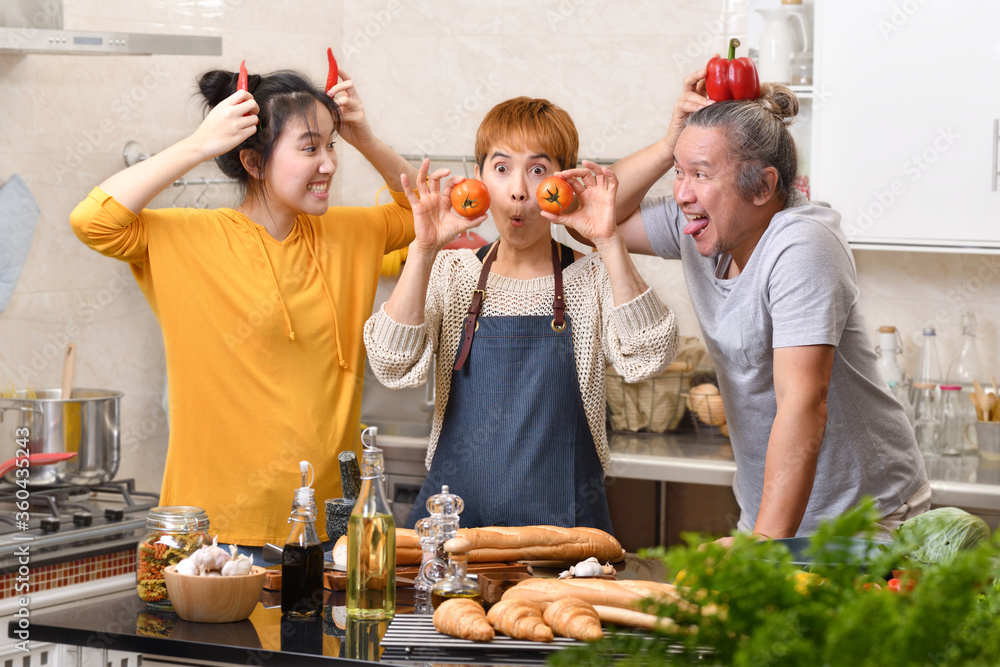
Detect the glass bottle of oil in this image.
<box><xmin>347</xmin><ymin>427</ymin><xmax>396</xmax><ymax>619</ymax></box>
<box><xmin>431</xmin><ymin>537</ymin><xmax>482</xmax><ymax>609</ymax></box>
<box><xmin>282</xmin><ymin>461</ymin><xmax>324</xmax><ymax>617</ymax></box>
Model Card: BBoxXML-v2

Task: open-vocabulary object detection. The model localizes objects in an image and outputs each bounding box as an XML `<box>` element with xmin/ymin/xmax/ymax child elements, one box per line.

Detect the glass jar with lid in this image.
<box><xmin>137</xmin><ymin>506</ymin><xmax>209</xmax><ymax>609</ymax></box>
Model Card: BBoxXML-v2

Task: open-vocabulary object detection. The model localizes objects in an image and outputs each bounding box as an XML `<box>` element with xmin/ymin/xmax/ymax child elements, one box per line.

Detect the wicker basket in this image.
<box><xmin>606</xmin><ymin>360</ymin><xmax>692</xmax><ymax>432</ymax></box>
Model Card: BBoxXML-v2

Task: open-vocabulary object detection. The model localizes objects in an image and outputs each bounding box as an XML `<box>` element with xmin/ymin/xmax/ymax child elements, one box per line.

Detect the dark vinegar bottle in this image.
<box><xmin>281</xmin><ymin>461</ymin><xmax>324</xmax><ymax>617</ymax></box>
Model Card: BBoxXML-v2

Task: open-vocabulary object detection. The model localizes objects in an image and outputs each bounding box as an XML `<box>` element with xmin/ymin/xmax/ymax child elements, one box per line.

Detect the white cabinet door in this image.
<box><xmin>813</xmin><ymin>1</ymin><xmax>1000</xmax><ymax>249</ymax></box>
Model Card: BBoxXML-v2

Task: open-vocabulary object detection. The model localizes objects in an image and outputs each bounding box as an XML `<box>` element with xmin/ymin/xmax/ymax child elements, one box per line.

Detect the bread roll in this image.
<box><xmin>486</xmin><ymin>600</ymin><xmax>553</xmax><ymax>642</ymax></box>
<box><xmin>433</xmin><ymin>598</ymin><xmax>493</xmax><ymax>642</ymax></box>
<box><xmin>543</xmin><ymin>598</ymin><xmax>603</xmax><ymax>641</ymax></box>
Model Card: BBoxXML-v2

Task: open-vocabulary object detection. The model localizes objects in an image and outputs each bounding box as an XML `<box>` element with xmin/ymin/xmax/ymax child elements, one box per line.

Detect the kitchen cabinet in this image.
<box><xmin>811</xmin><ymin>1</ymin><xmax>1000</xmax><ymax>250</ymax></box>
<box><xmin>746</xmin><ymin>0</ymin><xmax>819</xmax><ymax>198</ymax></box>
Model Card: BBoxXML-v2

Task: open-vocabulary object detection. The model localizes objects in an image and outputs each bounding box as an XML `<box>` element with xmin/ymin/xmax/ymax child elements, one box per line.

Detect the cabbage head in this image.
<box><xmin>897</xmin><ymin>507</ymin><xmax>991</xmax><ymax>564</ymax></box>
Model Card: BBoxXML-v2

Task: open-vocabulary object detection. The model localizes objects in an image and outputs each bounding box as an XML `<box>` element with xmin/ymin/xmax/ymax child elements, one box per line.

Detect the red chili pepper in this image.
<box><xmin>706</xmin><ymin>38</ymin><xmax>760</xmax><ymax>102</ymax></box>
<box><xmin>326</xmin><ymin>48</ymin><xmax>338</xmax><ymax>93</ymax></box>
<box><xmin>237</xmin><ymin>60</ymin><xmax>248</xmax><ymax>92</ymax></box>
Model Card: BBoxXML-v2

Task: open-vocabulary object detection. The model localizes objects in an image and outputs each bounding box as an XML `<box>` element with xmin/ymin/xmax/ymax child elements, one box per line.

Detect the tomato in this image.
<box><xmin>536</xmin><ymin>177</ymin><xmax>573</xmax><ymax>214</ymax></box>
<box><xmin>450</xmin><ymin>179</ymin><xmax>490</xmax><ymax>218</ymax></box>
<box><xmin>887</xmin><ymin>578</ymin><xmax>916</xmax><ymax>593</ymax></box>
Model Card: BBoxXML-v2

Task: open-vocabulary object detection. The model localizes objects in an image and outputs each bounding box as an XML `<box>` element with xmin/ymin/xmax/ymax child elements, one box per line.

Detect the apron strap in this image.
<box><xmin>454</xmin><ymin>239</ymin><xmax>567</xmax><ymax>370</ymax></box>
<box><xmin>550</xmin><ymin>240</ymin><xmax>566</xmax><ymax>333</ymax></box>
<box><xmin>454</xmin><ymin>241</ymin><xmax>499</xmax><ymax>371</ymax></box>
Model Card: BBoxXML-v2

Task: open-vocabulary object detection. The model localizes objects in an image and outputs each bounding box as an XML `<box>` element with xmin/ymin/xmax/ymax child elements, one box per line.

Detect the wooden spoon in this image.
<box><xmin>987</xmin><ymin>394</ymin><xmax>998</xmax><ymax>422</ymax></box>
<box><xmin>970</xmin><ymin>392</ymin><xmax>985</xmax><ymax>421</ymax></box>
<box><xmin>61</xmin><ymin>343</ymin><xmax>76</xmax><ymax>400</ymax></box>
<box><xmin>973</xmin><ymin>380</ymin><xmax>989</xmax><ymax>419</ymax></box>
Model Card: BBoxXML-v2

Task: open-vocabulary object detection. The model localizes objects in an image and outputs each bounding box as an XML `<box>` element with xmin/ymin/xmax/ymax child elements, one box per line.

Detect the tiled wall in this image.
<box><xmin>1</xmin><ymin>1</ymin><xmax>997</xmax><ymax>495</ymax></box>
<box><xmin>0</xmin><ymin>548</ymin><xmax>133</xmax><ymax>599</ymax></box>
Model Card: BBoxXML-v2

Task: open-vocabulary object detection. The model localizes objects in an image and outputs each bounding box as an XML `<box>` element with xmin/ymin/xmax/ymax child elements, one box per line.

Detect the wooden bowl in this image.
<box><xmin>163</xmin><ymin>565</ymin><xmax>266</xmax><ymax>623</ymax></box>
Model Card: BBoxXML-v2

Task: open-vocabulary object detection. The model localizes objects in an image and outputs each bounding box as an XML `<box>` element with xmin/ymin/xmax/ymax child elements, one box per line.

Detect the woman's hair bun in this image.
<box><xmin>197</xmin><ymin>69</ymin><xmax>262</xmax><ymax>108</ymax></box>
<box><xmin>198</xmin><ymin>69</ymin><xmax>237</xmax><ymax>108</ymax></box>
<box><xmin>757</xmin><ymin>82</ymin><xmax>799</xmax><ymax>121</ymax></box>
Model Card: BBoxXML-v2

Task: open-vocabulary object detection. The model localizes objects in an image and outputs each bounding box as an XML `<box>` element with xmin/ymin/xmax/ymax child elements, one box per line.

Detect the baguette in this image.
<box><xmin>593</xmin><ymin>604</ymin><xmax>677</xmax><ymax>632</ymax></box>
<box><xmin>335</xmin><ymin>526</ymin><xmax>623</xmax><ymax>566</ymax></box>
<box><xmin>433</xmin><ymin>598</ymin><xmax>494</xmax><ymax>642</ymax></box>
<box><xmin>502</xmin><ymin>578</ymin><xmax>681</xmax><ymax>610</ymax></box>
<box><xmin>461</xmin><ymin>526</ymin><xmax>623</xmax><ymax>563</ymax></box>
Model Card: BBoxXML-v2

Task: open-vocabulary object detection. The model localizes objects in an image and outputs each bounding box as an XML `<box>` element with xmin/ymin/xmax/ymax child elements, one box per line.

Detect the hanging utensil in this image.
<box><xmin>61</xmin><ymin>343</ymin><xmax>76</xmax><ymax>400</ymax></box>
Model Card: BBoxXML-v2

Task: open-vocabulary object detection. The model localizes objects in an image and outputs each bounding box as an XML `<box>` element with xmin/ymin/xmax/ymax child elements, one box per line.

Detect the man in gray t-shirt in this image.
<box><xmin>577</xmin><ymin>72</ymin><xmax>927</xmax><ymax>539</ymax></box>
<box><xmin>640</xmin><ymin>191</ymin><xmax>924</xmax><ymax>536</ymax></box>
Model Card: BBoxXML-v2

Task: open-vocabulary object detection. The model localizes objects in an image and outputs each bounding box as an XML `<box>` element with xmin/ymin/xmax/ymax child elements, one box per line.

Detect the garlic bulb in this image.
<box><xmin>222</xmin><ymin>556</ymin><xmax>253</xmax><ymax>576</ymax></box>
<box><xmin>221</xmin><ymin>544</ymin><xmax>253</xmax><ymax>576</ymax></box>
<box><xmin>558</xmin><ymin>557</ymin><xmax>615</xmax><ymax>579</ymax></box>
<box><xmin>174</xmin><ymin>558</ymin><xmax>198</xmax><ymax>576</ymax></box>
<box><xmin>189</xmin><ymin>536</ymin><xmax>232</xmax><ymax>575</ymax></box>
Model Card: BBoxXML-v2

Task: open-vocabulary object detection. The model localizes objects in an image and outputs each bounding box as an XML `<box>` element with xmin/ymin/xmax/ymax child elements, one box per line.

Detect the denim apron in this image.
<box><xmin>405</xmin><ymin>240</ymin><xmax>613</xmax><ymax>533</ymax></box>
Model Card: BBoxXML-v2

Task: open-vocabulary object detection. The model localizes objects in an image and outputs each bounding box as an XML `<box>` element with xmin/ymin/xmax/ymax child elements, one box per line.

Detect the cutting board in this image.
<box><xmin>263</xmin><ymin>561</ymin><xmax>530</xmax><ymax>592</ymax></box>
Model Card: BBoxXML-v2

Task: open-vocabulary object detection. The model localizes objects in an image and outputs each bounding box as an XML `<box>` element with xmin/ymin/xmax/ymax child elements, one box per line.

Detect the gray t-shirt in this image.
<box><xmin>642</xmin><ymin>192</ymin><xmax>926</xmax><ymax>535</ymax></box>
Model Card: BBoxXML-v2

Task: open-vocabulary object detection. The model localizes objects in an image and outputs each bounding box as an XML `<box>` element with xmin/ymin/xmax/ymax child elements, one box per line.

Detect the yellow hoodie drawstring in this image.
<box><xmin>250</xmin><ymin>225</ymin><xmax>296</xmax><ymax>341</ymax></box>
<box><xmin>302</xmin><ymin>231</ymin><xmax>347</xmax><ymax>369</ymax></box>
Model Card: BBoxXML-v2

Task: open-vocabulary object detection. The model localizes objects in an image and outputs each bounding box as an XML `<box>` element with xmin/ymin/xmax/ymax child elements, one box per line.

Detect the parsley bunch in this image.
<box><xmin>550</xmin><ymin>499</ymin><xmax>1000</xmax><ymax>666</ymax></box>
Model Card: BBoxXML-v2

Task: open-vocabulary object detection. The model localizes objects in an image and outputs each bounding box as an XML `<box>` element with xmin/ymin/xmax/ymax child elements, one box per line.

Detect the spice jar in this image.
<box><xmin>136</xmin><ymin>506</ymin><xmax>209</xmax><ymax>609</ymax></box>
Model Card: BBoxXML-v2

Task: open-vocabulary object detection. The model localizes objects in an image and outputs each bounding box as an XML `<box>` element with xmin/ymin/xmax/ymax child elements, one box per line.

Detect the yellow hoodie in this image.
<box><xmin>71</xmin><ymin>187</ymin><xmax>414</xmax><ymax>545</ymax></box>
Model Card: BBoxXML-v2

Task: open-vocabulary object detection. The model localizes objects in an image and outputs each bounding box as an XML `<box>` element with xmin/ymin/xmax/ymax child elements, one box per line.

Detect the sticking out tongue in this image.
<box><xmin>684</xmin><ymin>217</ymin><xmax>709</xmax><ymax>235</ymax></box>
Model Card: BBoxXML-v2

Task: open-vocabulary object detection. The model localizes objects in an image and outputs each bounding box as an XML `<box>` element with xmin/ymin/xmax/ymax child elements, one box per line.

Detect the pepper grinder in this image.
<box><xmin>417</xmin><ymin>486</ymin><xmax>463</xmax><ymax>585</ymax></box>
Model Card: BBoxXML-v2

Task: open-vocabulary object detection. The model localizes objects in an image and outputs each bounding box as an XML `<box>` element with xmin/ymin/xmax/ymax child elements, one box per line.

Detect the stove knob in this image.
<box><xmin>105</xmin><ymin>508</ymin><xmax>125</xmax><ymax>522</ymax></box>
<box><xmin>73</xmin><ymin>511</ymin><xmax>94</xmax><ymax>527</ymax></box>
<box><xmin>41</xmin><ymin>517</ymin><xmax>61</xmax><ymax>533</ymax></box>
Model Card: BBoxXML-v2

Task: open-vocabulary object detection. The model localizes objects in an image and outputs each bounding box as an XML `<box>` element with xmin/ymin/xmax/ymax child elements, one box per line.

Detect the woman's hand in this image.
<box><xmin>327</xmin><ymin>70</ymin><xmax>375</xmax><ymax>149</ymax></box>
<box><xmin>400</xmin><ymin>159</ymin><xmax>487</xmax><ymax>254</ymax></box>
<box><xmin>186</xmin><ymin>90</ymin><xmax>258</xmax><ymax>161</ymax></box>
<box><xmin>548</xmin><ymin>161</ymin><xmax>620</xmax><ymax>249</ymax></box>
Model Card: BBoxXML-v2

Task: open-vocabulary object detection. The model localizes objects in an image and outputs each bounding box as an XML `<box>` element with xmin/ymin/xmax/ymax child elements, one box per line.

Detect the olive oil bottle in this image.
<box><xmin>431</xmin><ymin>537</ymin><xmax>482</xmax><ymax>609</ymax></box>
<box><xmin>347</xmin><ymin>428</ymin><xmax>396</xmax><ymax>619</ymax></box>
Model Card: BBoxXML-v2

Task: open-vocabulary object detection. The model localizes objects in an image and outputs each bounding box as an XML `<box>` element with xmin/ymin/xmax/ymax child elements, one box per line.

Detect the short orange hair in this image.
<box><xmin>475</xmin><ymin>97</ymin><xmax>578</xmax><ymax>172</ymax></box>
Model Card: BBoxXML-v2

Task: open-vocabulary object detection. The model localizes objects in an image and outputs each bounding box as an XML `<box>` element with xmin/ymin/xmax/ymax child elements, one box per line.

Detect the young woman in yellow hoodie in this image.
<box><xmin>71</xmin><ymin>66</ymin><xmax>416</xmax><ymax>561</ymax></box>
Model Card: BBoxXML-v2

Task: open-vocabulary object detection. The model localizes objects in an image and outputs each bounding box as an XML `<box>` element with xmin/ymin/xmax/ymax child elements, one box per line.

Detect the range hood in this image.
<box><xmin>0</xmin><ymin>0</ymin><xmax>221</xmax><ymax>55</ymax></box>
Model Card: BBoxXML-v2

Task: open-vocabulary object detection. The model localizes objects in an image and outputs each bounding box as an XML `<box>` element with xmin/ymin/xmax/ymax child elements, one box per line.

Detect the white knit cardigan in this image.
<box><xmin>363</xmin><ymin>249</ymin><xmax>679</xmax><ymax>471</ymax></box>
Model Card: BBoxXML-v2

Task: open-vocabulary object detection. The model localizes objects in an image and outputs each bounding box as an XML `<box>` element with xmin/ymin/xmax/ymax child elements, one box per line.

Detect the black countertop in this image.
<box><xmin>11</xmin><ymin>556</ymin><xmax>668</xmax><ymax>666</ymax></box>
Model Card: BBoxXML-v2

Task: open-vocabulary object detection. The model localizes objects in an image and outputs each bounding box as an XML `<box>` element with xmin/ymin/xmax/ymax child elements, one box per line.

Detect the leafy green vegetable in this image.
<box><xmin>548</xmin><ymin>499</ymin><xmax>1000</xmax><ymax>667</ymax></box>
<box><xmin>895</xmin><ymin>506</ymin><xmax>990</xmax><ymax>565</ymax></box>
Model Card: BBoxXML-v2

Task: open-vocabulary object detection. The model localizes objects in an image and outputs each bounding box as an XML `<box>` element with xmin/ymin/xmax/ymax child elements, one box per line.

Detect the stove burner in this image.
<box><xmin>0</xmin><ymin>479</ymin><xmax>160</xmax><ymax>571</ymax></box>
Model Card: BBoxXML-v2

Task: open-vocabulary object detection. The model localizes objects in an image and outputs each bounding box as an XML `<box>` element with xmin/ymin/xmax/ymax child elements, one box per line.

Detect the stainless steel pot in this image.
<box><xmin>0</xmin><ymin>388</ymin><xmax>122</xmax><ymax>485</ymax></box>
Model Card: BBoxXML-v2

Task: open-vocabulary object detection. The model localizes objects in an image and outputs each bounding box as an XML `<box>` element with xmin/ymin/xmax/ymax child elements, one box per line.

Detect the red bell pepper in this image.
<box><xmin>326</xmin><ymin>48</ymin><xmax>339</xmax><ymax>93</ymax></box>
<box><xmin>706</xmin><ymin>38</ymin><xmax>760</xmax><ymax>102</ymax></box>
<box><xmin>237</xmin><ymin>60</ymin><xmax>248</xmax><ymax>92</ymax></box>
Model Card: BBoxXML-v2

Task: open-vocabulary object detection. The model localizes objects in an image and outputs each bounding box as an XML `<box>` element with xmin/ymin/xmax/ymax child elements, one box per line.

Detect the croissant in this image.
<box><xmin>486</xmin><ymin>600</ymin><xmax>553</xmax><ymax>642</ymax></box>
<box><xmin>433</xmin><ymin>598</ymin><xmax>494</xmax><ymax>642</ymax></box>
<box><xmin>543</xmin><ymin>597</ymin><xmax>604</xmax><ymax>641</ymax></box>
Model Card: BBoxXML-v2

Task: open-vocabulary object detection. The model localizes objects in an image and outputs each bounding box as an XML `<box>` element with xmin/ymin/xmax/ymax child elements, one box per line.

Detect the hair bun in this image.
<box><xmin>757</xmin><ymin>83</ymin><xmax>799</xmax><ymax>121</ymax></box>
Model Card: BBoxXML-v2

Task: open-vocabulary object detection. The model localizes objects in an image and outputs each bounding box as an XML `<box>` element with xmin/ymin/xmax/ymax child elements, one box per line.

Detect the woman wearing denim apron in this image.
<box><xmin>365</xmin><ymin>98</ymin><xmax>678</xmax><ymax>532</ymax></box>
